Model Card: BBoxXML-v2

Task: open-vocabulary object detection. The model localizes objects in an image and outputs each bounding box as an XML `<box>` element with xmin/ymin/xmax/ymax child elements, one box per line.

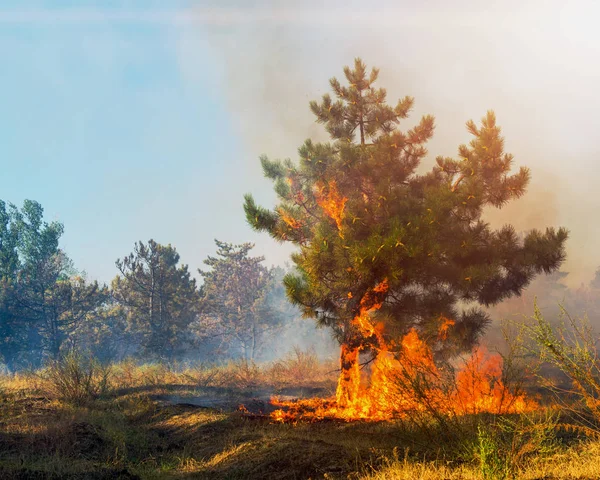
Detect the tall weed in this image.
<box><xmin>42</xmin><ymin>351</ymin><xmax>111</xmax><ymax>405</ymax></box>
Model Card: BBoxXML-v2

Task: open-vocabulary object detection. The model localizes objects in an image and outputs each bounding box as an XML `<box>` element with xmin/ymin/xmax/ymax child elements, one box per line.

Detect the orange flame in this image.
<box><xmin>315</xmin><ymin>180</ymin><xmax>347</xmax><ymax>230</ymax></box>
<box><xmin>269</xmin><ymin>281</ymin><xmax>536</xmax><ymax>423</ymax></box>
<box><xmin>438</xmin><ymin>316</ymin><xmax>455</xmax><ymax>341</ymax></box>
<box><xmin>278</xmin><ymin>208</ymin><xmax>302</xmax><ymax>230</ymax></box>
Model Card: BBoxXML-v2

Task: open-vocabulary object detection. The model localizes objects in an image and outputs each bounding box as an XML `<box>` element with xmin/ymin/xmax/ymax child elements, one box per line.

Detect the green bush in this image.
<box><xmin>476</xmin><ymin>412</ymin><xmax>557</xmax><ymax>479</ymax></box>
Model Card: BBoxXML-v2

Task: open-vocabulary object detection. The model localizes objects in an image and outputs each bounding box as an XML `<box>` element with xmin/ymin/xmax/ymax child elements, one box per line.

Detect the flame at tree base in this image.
<box><xmin>269</xmin><ymin>280</ymin><xmax>535</xmax><ymax>423</ymax></box>
<box><xmin>270</xmin><ymin>329</ymin><xmax>536</xmax><ymax>423</ymax></box>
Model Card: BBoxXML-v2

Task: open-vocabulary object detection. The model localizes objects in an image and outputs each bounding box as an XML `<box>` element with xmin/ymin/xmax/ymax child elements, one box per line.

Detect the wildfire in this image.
<box><xmin>278</xmin><ymin>207</ymin><xmax>303</xmax><ymax>230</ymax></box>
<box><xmin>269</xmin><ymin>282</ymin><xmax>536</xmax><ymax>423</ymax></box>
<box><xmin>438</xmin><ymin>316</ymin><xmax>455</xmax><ymax>340</ymax></box>
<box><xmin>268</xmin><ymin>176</ymin><xmax>536</xmax><ymax>424</ymax></box>
<box><xmin>271</xmin><ymin>334</ymin><xmax>535</xmax><ymax>422</ymax></box>
<box><xmin>315</xmin><ymin>180</ymin><xmax>347</xmax><ymax>231</ymax></box>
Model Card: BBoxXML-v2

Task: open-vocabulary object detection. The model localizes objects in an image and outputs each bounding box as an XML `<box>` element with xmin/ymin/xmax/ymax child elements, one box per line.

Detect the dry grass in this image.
<box><xmin>0</xmin><ymin>369</ymin><xmax>43</xmax><ymax>394</ymax></box>
<box><xmin>519</xmin><ymin>440</ymin><xmax>600</xmax><ymax>479</ymax></box>
<box><xmin>0</xmin><ymin>349</ymin><xmax>597</xmax><ymax>479</ymax></box>
<box><xmin>270</xmin><ymin>346</ymin><xmax>337</xmax><ymax>390</ymax></box>
<box><xmin>364</xmin><ymin>441</ymin><xmax>600</xmax><ymax>479</ymax></box>
<box><xmin>362</xmin><ymin>457</ymin><xmax>481</xmax><ymax>480</ymax></box>
<box><xmin>103</xmin><ymin>348</ymin><xmax>337</xmax><ymax>395</ymax></box>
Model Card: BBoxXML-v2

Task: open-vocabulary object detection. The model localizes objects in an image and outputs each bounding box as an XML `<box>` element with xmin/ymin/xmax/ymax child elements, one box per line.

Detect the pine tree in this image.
<box><xmin>198</xmin><ymin>240</ymin><xmax>286</xmax><ymax>361</ymax></box>
<box><xmin>8</xmin><ymin>200</ymin><xmax>67</xmax><ymax>365</ymax></box>
<box><xmin>0</xmin><ymin>200</ymin><xmax>107</xmax><ymax>365</ymax></box>
<box><xmin>0</xmin><ymin>200</ymin><xmax>21</xmax><ymax>368</ymax></box>
<box><xmin>244</xmin><ymin>59</ymin><xmax>568</xmax><ymax>404</ymax></box>
<box><xmin>113</xmin><ymin>240</ymin><xmax>200</xmax><ymax>360</ymax></box>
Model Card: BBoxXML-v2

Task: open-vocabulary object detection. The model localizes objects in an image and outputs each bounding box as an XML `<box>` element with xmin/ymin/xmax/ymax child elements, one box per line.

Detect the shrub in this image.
<box><xmin>269</xmin><ymin>347</ymin><xmax>322</xmax><ymax>387</ymax></box>
<box><xmin>42</xmin><ymin>351</ymin><xmax>111</xmax><ymax>405</ymax></box>
<box><xmin>139</xmin><ymin>363</ymin><xmax>171</xmax><ymax>386</ymax></box>
<box><xmin>527</xmin><ymin>303</ymin><xmax>600</xmax><ymax>433</ymax></box>
<box><xmin>182</xmin><ymin>363</ymin><xmax>226</xmax><ymax>388</ymax></box>
<box><xmin>113</xmin><ymin>358</ymin><xmax>139</xmax><ymax>387</ymax></box>
<box><xmin>476</xmin><ymin>412</ymin><xmax>557</xmax><ymax>479</ymax></box>
<box><xmin>225</xmin><ymin>359</ymin><xmax>263</xmax><ymax>390</ymax></box>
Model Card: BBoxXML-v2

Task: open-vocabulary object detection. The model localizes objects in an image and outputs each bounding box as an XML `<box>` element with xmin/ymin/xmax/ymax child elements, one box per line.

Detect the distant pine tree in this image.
<box><xmin>113</xmin><ymin>240</ymin><xmax>200</xmax><ymax>361</ymax></box>
<box><xmin>198</xmin><ymin>240</ymin><xmax>288</xmax><ymax>361</ymax></box>
<box><xmin>244</xmin><ymin>59</ymin><xmax>568</xmax><ymax>400</ymax></box>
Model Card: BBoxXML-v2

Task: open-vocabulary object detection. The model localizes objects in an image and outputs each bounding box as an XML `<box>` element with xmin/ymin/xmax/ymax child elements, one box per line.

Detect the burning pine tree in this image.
<box><xmin>244</xmin><ymin>59</ymin><xmax>568</xmax><ymax>421</ymax></box>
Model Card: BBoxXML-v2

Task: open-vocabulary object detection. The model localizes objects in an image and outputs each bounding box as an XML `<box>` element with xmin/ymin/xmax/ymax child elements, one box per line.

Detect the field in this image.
<box><xmin>1</xmin><ymin>350</ymin><xmax>600</xmax><ymax>480</ymax></box>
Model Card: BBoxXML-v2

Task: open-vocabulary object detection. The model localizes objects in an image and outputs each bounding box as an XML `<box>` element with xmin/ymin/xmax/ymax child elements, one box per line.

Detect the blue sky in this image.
<box><xmin>0</xmin><ymin>1</ymin><xmax>265</xmax><ymax>282</ymax></box>
<box><xmin>1</xmin><ymin>1</ymin><xmax>600</xmax><ymax>285</ymax></box>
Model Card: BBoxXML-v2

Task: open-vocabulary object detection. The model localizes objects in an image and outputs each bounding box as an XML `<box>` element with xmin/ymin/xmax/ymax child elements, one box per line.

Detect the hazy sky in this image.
<box><xmin>1</xmin><ymin>0</ymin><xmax>599</xmax><ymax>286</ymax></box>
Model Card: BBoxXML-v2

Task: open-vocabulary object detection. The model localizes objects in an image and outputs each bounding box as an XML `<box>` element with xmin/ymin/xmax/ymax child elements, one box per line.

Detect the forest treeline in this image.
<box><xmin>0</xmin><ymin>199</ymin><xmax>329</xmax><ymax>371</ymax></box>
<box><xmin>1</xmin><ymin>198</ymin><xmax>599</xmax><ymax>372</ymax></box>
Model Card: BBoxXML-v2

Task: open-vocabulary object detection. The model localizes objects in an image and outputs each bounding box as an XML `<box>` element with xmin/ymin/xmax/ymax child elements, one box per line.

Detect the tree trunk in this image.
<box><xmin>335</xmin><ymin>344</ymin><xmax>361</xmax><ymax>407</ymax></box>
<box><xmin>50</xmin><ymin>314</ymin><xmax>61</xmax><ymax>360</ymax></box>
<box><xmin>251</xmin><ymin>317</ymin><xmax>257</xmax><ymax>361</ymax></box>
<box><xmin>359</xmin><ymin>112</ymin><xmax>365</xmax><ymax>145</ymax></box>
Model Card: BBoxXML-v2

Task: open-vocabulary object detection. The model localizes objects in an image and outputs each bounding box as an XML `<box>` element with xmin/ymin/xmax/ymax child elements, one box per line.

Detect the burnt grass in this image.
<box><xmin>0</xmin><ymin>382</ymin><xmax>594</xmax><ymax>479</ymax></box>
<box><xmin>0</xmin><ymin>384</ymin><xmax>410</xmax><ymax>479</ymax></box>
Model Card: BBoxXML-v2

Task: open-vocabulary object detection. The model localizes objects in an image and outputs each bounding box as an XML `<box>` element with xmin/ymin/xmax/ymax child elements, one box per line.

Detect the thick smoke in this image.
<box><xmin>176</xmin><ymin>1</ymin><xmax>600</xmax><ymax>344</ymax></box>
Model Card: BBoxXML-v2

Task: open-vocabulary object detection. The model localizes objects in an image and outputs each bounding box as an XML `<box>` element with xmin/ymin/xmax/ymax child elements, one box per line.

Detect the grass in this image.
<box><xmin>364</xmin><ymin>441</ymin><xmax>600</xmax><ymax>479</ymax></box>
<box><xmin>0</xmin><ymin>350</ymin><xmax>599</xmax><ymax>479</ymax></box>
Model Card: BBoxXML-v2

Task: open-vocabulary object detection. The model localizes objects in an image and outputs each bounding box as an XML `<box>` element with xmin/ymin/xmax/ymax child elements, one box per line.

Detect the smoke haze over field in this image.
<box><xmin>178</xmin><ymin>0</ymin><xmax>600</xmax><ymax>287</ymax></box>
<box><xmin>1</xmin><ymin>0</ymin><xmax>599</xmax><ymax>288</ymax></box>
